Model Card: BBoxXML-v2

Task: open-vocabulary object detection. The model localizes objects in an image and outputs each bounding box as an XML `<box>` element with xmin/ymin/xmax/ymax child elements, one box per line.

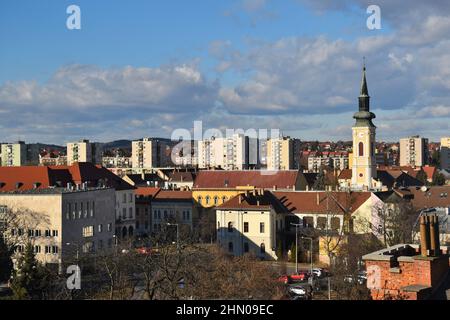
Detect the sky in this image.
<box><xmin>0</xmin><ymin>0</ymin><xmax>449</xmax><ymax>145</ymax></box>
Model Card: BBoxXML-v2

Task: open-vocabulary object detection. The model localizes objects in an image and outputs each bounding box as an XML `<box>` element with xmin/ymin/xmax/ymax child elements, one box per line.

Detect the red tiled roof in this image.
<box><xmin>217</xmin><ymin>190</ymin><xmax>287</xmax><ymax>212</ymax></box>
<box><xmin>273</xmin><ymin>191</ymin><xmax>371</xmax><ymax>215</ymax></box>
<box><xmin>422</xmin><ymin>166</ymin><xmax>436</xmax><ymax>180</ymax></box>
<box><xmin>395</xmin><ymin>186</ymin><xmax>450</xmax><ymax>209</ymax></box>
<box><xmin>135</xmin><ymin>187</ymin><xmax>161</xmax><ymax>197</ymax></box>
<box><xmin>0</xmin><ymin>162</ymin><xmax>134</xmax><ymax>192</ymax></box>
<box><xmin>338</xmin><ymin>169</ymin><xmax>352</xmax><ymax>180</ymax></box>
<box><xmin>193</xmin><ymin>170</ymin><xmax>300</xmax><ymax>189</ymax></box>
<box><xmin>153</xmin><ymin>190</ymin><xmax>192</xmax><ymax>201</ymax></box>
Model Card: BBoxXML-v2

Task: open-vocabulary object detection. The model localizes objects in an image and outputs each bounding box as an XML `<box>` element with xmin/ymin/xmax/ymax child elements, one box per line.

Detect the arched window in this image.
<box><xmin>260</xmin><ymin>243</ymin><xmax>266</xmax><ymax>254</ymax></box>
<box><xmin>128</xmin><ymin>226</ymin><xmax>134</xmax><ymax>237</ymax></box>
<box><xmin>213</xmin><ymin>196</ymin><xmax>219</xmax><ymax>205</ymax></box>
<box><xmin>227</xmin><ymin>222</ymin><xmax>233</xmax><ymax>233</ymax></box>
<box><xmin>205</xmin><ymin>196</ymin><xmax>210</xmax><ymax>205</ymax></box>
<box><xmin>197</xmin><ymin>196</ymin><xmax>202</xmax><ymax>205</ymax></box>
<box><xmin>122</xmin><ymin>226</ymin><xmax>127</xmax><ymax>238</ymax></box>
<box><xmin>358</xmin><ymin>142</ymin><xmax>364</xmax><ymax>157</ymax></box>
<box><xmin>222</xmin><ymin>196</ymin><xmax>227</xmax><ymax>203</ymax></box>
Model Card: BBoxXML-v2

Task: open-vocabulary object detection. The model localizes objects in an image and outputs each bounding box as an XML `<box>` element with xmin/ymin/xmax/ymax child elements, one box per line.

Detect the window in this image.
<box><xmin>34</xmin><ymin>245</ymin><xmax>41</xmax><ymax>254</ymax></box>
<box><xmin>98</xmin><ymin>224</ymin><xmax>103</xmax><ymax>233</ymax></box>
<box><xmin>205</xmin><ymin>196</ymin><xmax>210</xmax><ymax>205</ymax></box>
<box><xmin>123</xmin><ymin>193</ymin><xmax>127</xmax><ymax>203</ymax></box>
<box><xmin>51</xmin><ymin>246</ymin><xmax>58</xmax><ymax>254</ymax></box>
<box><xmin>227</xmin><ymin>222</ymin><xmax>233</xmax><ymax>233</ymax></box>
<box><xmin>45</xmin><ymin>230</ymin><xmax>51</xmax><ymax>237</ymax></box>
<box><xmin>91</xmin><ymin>201</ymin><xmax>95</xmax><ymax>217</ymax></box>
<box><xmin>85</xmin><ymin>202</ymin><xmax>89</xmax><ymax>218</ymax></box>
<box><xmin>358</xmin><ymin>142</ymin><xmax>364</xmax><ymax>157</ymax></box>
<box><xmin>186</xmin><ymin>210</ymin><xmax>190</xmax><ymax>220</ymax></box>
<box><xmin>145</xmin><ymin>221</ymin><xmax>149</xmax><ymax>230</ymax></box>
<box><xmin>45</xmin><ymin>246</ymin><xmax>50</xmax><ymax>254</ymax></box>
<box><xmin>129</xmin><ymin>208</ymin><xmax>133</xmax><ymax>219</ymax></box>
<box><xmin>52</xmin><ymin>230</ymin><xmax>58</xmax><ymax>237</ymax></box>
<box><xmin>260</xmin><ymin>222</ymin><xmax>265</xmax><ymax>234</ymax></box>
<box><xmin>154</xmin><ymin>210</ymin><xmax>158</xmax><ymax>219</ymax></box>
<box><xmin>197</xmin><ymin>196</ymin><xmax>202</xmax><ymax>205</ymax></box>
<box><xmin>244</xmin><ymin>222</ymin><xmax>249</xmax><ymax>233</ymax></box>
<box><xmin>164</xmin><ymin>210</ymin><xmax>168</xmax><ymax>219</ymax></box>
<box><xmin>244</xmin><ymin>242</ymin><xmax>249</xmax><ymax>253</ymax></box>
<box><xmin>122</xmin><ymin>208</ymin><xmax>127</xmax><ymax>219</ymax></box>
<box><xmin>136</xmin><ymin>221</ymin><xmax>140</xmax><ymax>229</ymax></box>
<box><xmin>129</xmin><ymin>193</ymin><xmax>133</xmax><ymax>203</ymax></box>
<box><xmin>107</xmin><ymin>223</ymin><xmax>112</xmax><ymax>232</ymax></box>
<box><xmin>228</xmin><ymin>242</ymin><xmax>233</xmax><ymax>253</ymax></box>
<box><xmin>82</xmin><ymin>226</ymin><xmax>94</xmax><ymax>237</ymax></box>
<box><xmin>214</xmin><ymin>196</ymin><xmax>219</xmax><ymax>205</ymax></box>
<box><xmin>222</xmin><ymin>196</ymin><xmax>227</xmax><ymax>204</ymax></box>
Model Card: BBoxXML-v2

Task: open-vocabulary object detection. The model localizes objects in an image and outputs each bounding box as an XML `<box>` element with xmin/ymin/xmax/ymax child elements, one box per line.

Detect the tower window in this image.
<box><xmin>358</xmin><ymin>142</ymin><xmax>364</xmax><ymax>157</ymax></box>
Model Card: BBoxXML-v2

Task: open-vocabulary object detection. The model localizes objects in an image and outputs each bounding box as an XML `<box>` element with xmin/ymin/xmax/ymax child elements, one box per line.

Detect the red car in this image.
<box><xmin>278</xmin><ymin>273</ymin><xmax>308</xmax><ymax>284</ymax></box>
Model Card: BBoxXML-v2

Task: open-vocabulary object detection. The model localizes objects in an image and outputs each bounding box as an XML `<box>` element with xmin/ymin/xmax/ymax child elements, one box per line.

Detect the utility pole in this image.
<box><xmin>290</xmin><ymin>222</ymin><xmax>302</xmax><ymax>275</ymax></box>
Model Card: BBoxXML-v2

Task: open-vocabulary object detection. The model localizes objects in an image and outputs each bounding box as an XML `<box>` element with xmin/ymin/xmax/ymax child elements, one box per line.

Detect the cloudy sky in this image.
<box><xmin>0</xmin><ymin>0</ymin><xmax>449</xmax><ymax>145</ymax></box>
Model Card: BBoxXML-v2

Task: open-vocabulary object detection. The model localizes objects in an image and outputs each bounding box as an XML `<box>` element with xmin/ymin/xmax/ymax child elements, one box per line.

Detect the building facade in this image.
<box><xmin>351</xmin><ymin>65</ymin><xmax>377</xmax><ymax>190</ymax></box>
<box><xmin>400</xmin><ymin>136</ymin><xmax>429</xmax><ymax>167</ymax></box>
<box><xmin>266</xmin><ymin>137</ymin><xmax>299</xmax><ymax>171</ymax></box>
<box><xmin>67</xmin><ymin>140</ymin><xmax>103</xmax><ymax>165</ymax></box>
<box><xmin>440</xmin><ymin>137</ymin><xmax>450</xmax><ymax>171</ymax></box>
<box><xmin>0</xmin><ymin>141</ymin><xmax>39</xmax><ymax>167</ymax></box>
<box><xmin>131</xmin><ymin>138</ymin><xmax>173</xmax><ymax>170</ymax></box>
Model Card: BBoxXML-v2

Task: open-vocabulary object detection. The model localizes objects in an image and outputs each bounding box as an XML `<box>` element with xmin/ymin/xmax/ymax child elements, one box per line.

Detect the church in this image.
<box><xmin>349</xmin><ymin>64</ymin><xmax>383</xmax><ymax>191</ymax></box>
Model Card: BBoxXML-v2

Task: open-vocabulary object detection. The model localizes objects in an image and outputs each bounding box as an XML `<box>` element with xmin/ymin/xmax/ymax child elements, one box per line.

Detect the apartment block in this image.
<box><xmin>307</xmin><ymin>151</ymin><xmax>349</xmax><ymax>172</ymax></box>
<box><xmin>132</xmin><ymin>138</ymin><xmax>173</xmax><ymax>170</ymax></box>
<box><xmin>440</xmin><ymin>137</ymin><xmax>450</xmax><ymax>171</ymax></box>
<box><xmin>266</xmin><ymin>137</ymin><xmax>300</xmax><ymax>170</ymax></box>
<box><xmin>400</xmin><ymin>136</ymin><xmax>429</xmax><ymax>167</ymax></box>
<box><xmin>0</xmin><ymin>141</ymin><xmax>39</xmax><ymax>166</ymax></box>
<box><xmin>0</xmin><ymin>187</ymin><xmax>116</xmax><ymax>267</ymax></box>
<box><xmin>67</xmin><ymin>140</ymin><xmax>103</xmax><ymax>165</ymax></box>
<box><xmin>197</xmin><ymin>134</ymin><xmax>259</xmax><ymax>170</ymax></box>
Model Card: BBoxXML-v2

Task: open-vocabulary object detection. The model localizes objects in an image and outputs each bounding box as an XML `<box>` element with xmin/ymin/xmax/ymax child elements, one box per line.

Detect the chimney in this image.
<box><xmin>316</xmin><ymin>193</ymin><xmax>320</xmax><ymax>206</ymax></box>
<box><xmin>419</xmin><ymin>215</ymin><xmax>428</xmax><ymax>256</ymax></box>
<box><xmin>273</xmin><ymin>185</ymin><xmax>277</xmax><ymax>191</ymax></box>
<box><xmin>430</xmin><ymin>214</ymin><xmax>441</xmax><ymax>256</ymax></box>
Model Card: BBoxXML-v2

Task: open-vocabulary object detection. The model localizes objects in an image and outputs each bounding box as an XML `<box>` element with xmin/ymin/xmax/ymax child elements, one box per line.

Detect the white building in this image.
<box><xmin>197</xmin><ymin>134</ymin><xmax>259</xmax><ymax>170</ymax></box>
<box><xmin>67</xmin><ymin>140</ymin><xmax>103</xmax><ymax>165</ymax></box>
<box><xmin>399</xmin><ymin>136</ymin><xmax>429</xmax><ymax>167</ymax></box>
<box><xmin>131</xmin><ymin>138</ymin><xmax>173</xmax><ymax>170</ymax></box>
<box><xmin>0</xmin><ymin>141</ymin><xmax>39</xmax><ymax>166</ymax></box>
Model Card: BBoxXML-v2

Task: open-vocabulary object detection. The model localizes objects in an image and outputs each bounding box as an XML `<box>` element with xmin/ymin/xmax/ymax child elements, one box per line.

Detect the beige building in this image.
<box><xmin>150</xmin><ymin>190</ymin><xmax>193</xmax><ymax>233</ymax></box>
<box><xmin>132</xmin><ymin>138</ymin><xmax>173</xmax><ymax>170</ymax></box>
<box><xmin>266</xmin><ymin>137</ymin><xmax>295</xmax><ymax>171</ymax></box>
<box><xmin>1</xmin><ymin>141</ymin><xmax>39</xmax><ymax>167</ymax></box>
<box><xmin>67</xmin><ymin>140</ymin><xmax>103</xmax><ymax>165</ymax></box>
<box><xmin>216</xmin><ymin>190</ymin><xmax>285</xmax><ymax>260</ymax></box>
<box><xmin>399</xmin><ymin>136</ymin><xmax>429</xmax><ymax>167</ymax></box>
<box><xmin>0</xmin><ymin>187</ymin><xmax>116</xmax><ymax>267</ymax></box>
<box><xmin>440</xmin><ymin>137</ymin><xmax>450</xmax><ymax>171</ymax></box>
<box><xmin>351</xmin><ymin>66</ymin><xmax>378</xmax><ymax>190</ymax></box>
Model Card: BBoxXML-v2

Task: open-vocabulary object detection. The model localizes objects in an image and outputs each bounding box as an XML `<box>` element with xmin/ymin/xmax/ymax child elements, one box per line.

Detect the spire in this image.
<box><xmin>360</xmin><ymin>58</ymin><xmax>369</xmax><ymax>97</ymax></box>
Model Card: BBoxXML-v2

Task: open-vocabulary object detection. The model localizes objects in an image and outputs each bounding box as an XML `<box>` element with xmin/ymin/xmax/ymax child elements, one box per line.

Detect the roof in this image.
<box><xmin>217</xmin><ymin>190</ymin><xmax>287</xmax><ymax>212</ymax></box>
<box><xmin>395</xmin><ymin>186</ymin><xmax>450</xmax><ymax>210</ymax></box>
<box><xmin>193</xmin><ymin>170</ymin><xmax>300</xmax><ymax>189</ymax></box>
<box><xmin>0</xmin><ymin>162</ymin><xmax>134</xmax><ymax>192</ymax></box>
<box><xmin>153</xmin><ymin>190</ymin><xmax>193</xmax><ymax>202</ymax></box>
<box><xmin>134</xmin><ymin>187</ymin><xmax>161</xmax><ymax>197</ymax></box>
<box><xmin>124</xmin><ymin>173</ymin><xmax>162</xmax><ymax>186</ymax></box>
<box><xmin>338</xmin><ymin>169</ymin><xmax>352</xmax><ymax>180</ymax></box>
<box><xmin>273</xmin><ymin>191</ymin><xmax>371</xmax><ymax>215</ymax></box>
<box><xmin>422</xmin><ymin>166</ymin><xmax>437</xmax><ymax>180</ymax></box>
<box><xmin>167</xmin><ymin>171</ymin><xmax>195</xmax><ymax>183</ymax></box>
<box><xmin>303</xmin><ymin>173</ymin><xmax>318</xmax><ymax>186</ymax></box>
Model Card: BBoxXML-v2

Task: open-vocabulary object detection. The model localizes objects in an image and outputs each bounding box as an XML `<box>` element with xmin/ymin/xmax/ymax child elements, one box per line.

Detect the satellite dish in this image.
<box><xmin>421</xmin><ymin>186</ymin><xmax>428</xmax><ymax>193</ymax></box>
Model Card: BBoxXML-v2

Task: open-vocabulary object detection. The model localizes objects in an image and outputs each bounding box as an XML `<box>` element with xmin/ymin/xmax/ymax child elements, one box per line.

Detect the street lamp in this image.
<box><xmin>301</xmin><ymin>236</ymin><xmax>313</xmax><ymax>284</ymax></box>
<box><xmin>167</xmin><ymin>223</ymin><xmax>179</xmax><ymax>250</ymax></box>
<box><xmin>290</xmin><ymin>222</ymin><xmax>302</xmax><ymax>275</ymax></box>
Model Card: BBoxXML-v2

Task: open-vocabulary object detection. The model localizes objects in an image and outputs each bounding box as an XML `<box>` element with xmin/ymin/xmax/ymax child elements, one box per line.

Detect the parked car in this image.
<box><xmin>288</xmin><ymin>284</ymin><xmax>313</xmax><ymax>300</ymax></box>
<box><xmin>312</xmin><ymin>268</ymin><xmax>325</xmax><ymax>278</ymax></box>
<box><xmin>277</xmin><ymin>272</ymin><xmax>308</xmax><ymax>284</ymax></box>
<box><xmin>343</xmin><ymin>271</ymin><xmax>367</xmax><ymax>285</ymax></box>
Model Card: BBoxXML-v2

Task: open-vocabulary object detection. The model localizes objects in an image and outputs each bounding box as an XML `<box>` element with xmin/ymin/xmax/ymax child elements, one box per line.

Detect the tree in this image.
<box><xmin>313</xmin><ymin>169</ymin><xmax>326</xmax><ymax>190</ymax></box>
<box><xmin>432</xmin><ymin>172</ymin><xmax>446</xmax><ymax>186</ymax></box>
<box><xmin>10</xmin><ymin>242</ymin><xmax>47</xmax><ymax>299</ymax></box>
<box><xmin>0</xmin><ymin>234</ymin><xmax>13</xmax><ymax>283</ymax></box>
<box><xmin>416</xmin><ymin>170</ymin><xmax>428</xmax><ymax>185</ymax></box>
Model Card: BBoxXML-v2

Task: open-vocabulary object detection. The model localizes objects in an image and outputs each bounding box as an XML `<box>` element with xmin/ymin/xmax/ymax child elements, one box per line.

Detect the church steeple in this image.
<box><xmin>354</xmin><ymin>61</ymin><xmax>375</xmax><ymax>127</ymax></box>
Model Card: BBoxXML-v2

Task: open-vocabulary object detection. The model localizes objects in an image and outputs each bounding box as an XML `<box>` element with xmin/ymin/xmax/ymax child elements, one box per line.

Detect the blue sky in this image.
<box><xmin>0</xmin><ymin>0</ymin><xmax>448</xmax><ymax>144</ymax></box>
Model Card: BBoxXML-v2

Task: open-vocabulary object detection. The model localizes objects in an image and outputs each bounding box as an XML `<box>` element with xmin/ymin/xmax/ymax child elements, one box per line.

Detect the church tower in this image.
<box><xmin>351</xmin><ymin>63</ymin><xmax>377</xmax><ymax>190</ymax></box>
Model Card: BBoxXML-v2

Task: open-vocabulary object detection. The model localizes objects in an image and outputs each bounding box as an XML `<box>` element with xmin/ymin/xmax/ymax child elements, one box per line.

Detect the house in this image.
<box><xmin>216</xmin><ymin>190</ymin><xmax>287</xmax><ymax>260</ymax></box>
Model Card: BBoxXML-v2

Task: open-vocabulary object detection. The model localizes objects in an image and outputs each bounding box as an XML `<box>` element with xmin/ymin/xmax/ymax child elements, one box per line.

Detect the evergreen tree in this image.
<box><xmin>432</xmin><ymin>172</ymin><xmax>446</xmax><ymax>186</ymax></box>
<box><xmin>416</xmin><ymin>170</ymin><xmax>428</xmax><ymax>185</ymax></box>
<box><xmin>10</xmin><ymin>242</ymin><xmax>43</xmax><ymax>299</ymax></box>
<box><xmin>0</xmin><ymin>234</ymin><xmax>13</xmax><ymax>283</ymax></box>
<box><xmin>313</xmin><ymin>169</ymin><xmax>326</xmax><ymax>190</ymax></box>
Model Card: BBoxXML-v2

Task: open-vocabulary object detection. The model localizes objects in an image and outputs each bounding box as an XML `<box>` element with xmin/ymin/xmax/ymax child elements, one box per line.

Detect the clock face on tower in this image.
<box><xmin>359</xmin><ymin>132</ymin><xmax>364</xmax><ymax>138</ymax></box>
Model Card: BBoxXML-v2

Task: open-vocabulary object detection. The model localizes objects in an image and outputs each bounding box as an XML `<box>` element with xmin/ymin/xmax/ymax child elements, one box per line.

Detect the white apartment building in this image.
<box><xmin>400</xmin><ymin>136</ymin><xmax>429</xmax><ymax>167</ymax></box>
<box><xmin>132</xmin><ymin>138</ymin><xmax>173</xmax><ymax>170</ymax></box>
<box><xmin>307</xmin><ymin>152</ymin><xmax>349</xmax><ymax>173</ymax></box>
<box><xmin>197</xmin><ymin>134</ymin><xmax>259</xmax><ymax>170</ymax></box>
<box><xmin>0</xmin><ymin>141</ymin><xmax>39</xmax><ymax>166</ymax></box>
<box><xmin>441</xmin><ymin>137</ymin><xmax>450</xmax><ymax>171</ymax></box>
<box><xmin>0</xmin><ymin>187</ymin><xmax>116</xmax><ymax>267</ymax></box>
<box><xmin>266</xmin><ymin>137</ymin><xmax>301</xmax><ymax>170</ymax></box>
<box><xmin>67</xmin><ymin>140</ymin><xmax>103</xmax><ymax>165</ymax></box>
